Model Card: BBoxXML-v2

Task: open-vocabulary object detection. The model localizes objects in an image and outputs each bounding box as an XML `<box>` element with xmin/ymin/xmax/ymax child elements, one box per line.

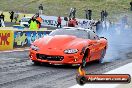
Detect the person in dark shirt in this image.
<box><xmin>95</xmin><ymin>20</ymin><xmax>101</xmax><ymax>34</ymax></box>
<box><xmin>72</xmin><ymin>8</ymin><xmax>76</xmax><ymax>18</ymax></box>
<box><xmin>9</xmin><ymin>11</ymin><xmax>14</xmax><ymax>22</ymax></box>
<box><xmin>130</xmin><ymin>1</ymin><xmax>132</xmax><ymax>11</ymax></box>
<box><xmin>38</xmin><ymin>4</ymin><xmax>43</xmax><ymax>15</ymax></box>
<box><xmin>0</xmin><ymin>13</ymin><xmax>5</xmax><ymax>21</ymax></box>
<box><xmin>85</xmin><ymin>9</ymin><xmax>89</xmax><ymax>19</ymax></box>
<box><xmin>69</xmin><ymin>8</ymin><xmax>73</xmax><ymax>18</ymax></box>
<box><xmin>57</xmin><ymin>16</ymin><xmax>62</xmax><ymax>28</ymax></box>
<box><xmin>104</xmin><ymin>10</ymin><xmax>108</xmax><ymax>18</ymax></box>
<box><xmin>85</xmin><ymin>9</ymin><xmax>92</xmax><ymax>20</ymax></box>
<box><xmin>101</xmin><ymin>10</ymin><xmax>105</xmax><ymax>21</ymax></box>
<box><xmin>88</xmin><ymin>9</ymin><xmax>92</xmax><ymax>20</ymax></box>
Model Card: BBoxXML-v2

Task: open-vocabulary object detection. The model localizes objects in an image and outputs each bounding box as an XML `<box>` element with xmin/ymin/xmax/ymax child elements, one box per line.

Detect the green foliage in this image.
<box><xmin>0</xmin><ymin>0</ymin><xmax>131</xmax><ymax>21</ymax></box>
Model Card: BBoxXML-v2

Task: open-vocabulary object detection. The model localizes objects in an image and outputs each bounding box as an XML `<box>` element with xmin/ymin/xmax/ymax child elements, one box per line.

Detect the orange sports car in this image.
<box><xmin>29</xmin><ymin>27</ymin><xmax>107</xmax><ymax>67</ymax></box>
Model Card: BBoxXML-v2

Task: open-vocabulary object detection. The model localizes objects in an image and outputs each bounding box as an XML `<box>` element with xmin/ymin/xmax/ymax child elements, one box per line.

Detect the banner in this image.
<box><xmin>77</xmin><ymin>19</ymin><xmax>94</xmax><ymax>29</ymax></box>
<box><xmin>40</xmin><ymin>15</ymin><xmax>67</xmax><ymax>27</ymax></box>
<box><xmin>14</xmin><ymin>30</ymin><xmax>51</xmax><ymax>48</ymax></box>
<box><xmin>0</xmin><ymin>30</ymin><xmax>14</xmax><ymax>50</ymax></box>
<box><xmin>40</xmin><ymin>15</ymin><xmax>94</xmax><ymax>29</ymax></box>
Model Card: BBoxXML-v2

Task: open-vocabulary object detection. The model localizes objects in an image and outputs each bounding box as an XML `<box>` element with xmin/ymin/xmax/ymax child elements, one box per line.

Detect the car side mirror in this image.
<box><xmin>100</xmin><ymin>37</ymin><xmax>107</xmax><ymax>40</ymax></box>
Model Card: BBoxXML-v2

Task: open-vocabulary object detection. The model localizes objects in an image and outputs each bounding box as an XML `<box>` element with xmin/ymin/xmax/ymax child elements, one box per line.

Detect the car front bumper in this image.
<box><xmin>29</xmin><ymin>49</ymin><xmax>83</xmax><ymax>65</ymax></box>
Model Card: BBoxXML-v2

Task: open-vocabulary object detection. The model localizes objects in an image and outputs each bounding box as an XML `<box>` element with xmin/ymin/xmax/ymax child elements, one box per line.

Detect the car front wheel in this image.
<box><xmin>32</xmin><ymin>61</ymin><xmax>41</xmax><ymax>65</ymax></box>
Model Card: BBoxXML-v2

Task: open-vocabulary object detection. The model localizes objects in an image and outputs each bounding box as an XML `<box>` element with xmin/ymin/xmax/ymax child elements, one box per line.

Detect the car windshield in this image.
<box><xmin>49</xmin><ymin>29</ymin><xmax>90</xmax><ymax>39</ymax></box>
<box><xmin>21</xmin><ymin>18</ymin><xmax>31</xmax><ymax>22</ymax></box>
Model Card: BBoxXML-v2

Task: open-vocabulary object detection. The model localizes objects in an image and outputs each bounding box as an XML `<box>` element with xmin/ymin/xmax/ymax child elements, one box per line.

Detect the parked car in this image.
<box><xmin>20</xmin><ymin>17</ymin><xmax>31</xmax><ymax>27</ymax></box>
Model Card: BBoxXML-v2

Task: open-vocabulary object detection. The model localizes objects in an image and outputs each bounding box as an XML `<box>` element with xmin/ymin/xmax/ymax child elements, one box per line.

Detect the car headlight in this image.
<box><xmin>31</xmin><ymin>45</ymin><xmax>39</xmax><ymax>51</ymax></box>
<box><xmin>64</xmin><ymin>49</ymin><xmax>78</xmax><ymax>54</ymax></box>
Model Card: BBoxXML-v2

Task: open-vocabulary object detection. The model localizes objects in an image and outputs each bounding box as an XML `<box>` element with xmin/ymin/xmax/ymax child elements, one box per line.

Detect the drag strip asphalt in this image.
<box><xmin>0</xmin><ymin>49</ymin><xmax>132</xmax><ymax>88</ymax></box>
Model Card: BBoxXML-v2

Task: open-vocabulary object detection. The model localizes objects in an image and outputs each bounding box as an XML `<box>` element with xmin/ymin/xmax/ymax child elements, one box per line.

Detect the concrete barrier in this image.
<box><xmin>0</xmin><ymin>27</ymin><xmax>52</xmax><ymax>50</ymax></box>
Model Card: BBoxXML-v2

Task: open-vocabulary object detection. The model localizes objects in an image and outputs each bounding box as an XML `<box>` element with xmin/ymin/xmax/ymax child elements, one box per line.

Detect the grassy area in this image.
<box><xmin>0</xmin><ymin>0</ymin><xmax>132</xmax><ymax>22</ymax></box>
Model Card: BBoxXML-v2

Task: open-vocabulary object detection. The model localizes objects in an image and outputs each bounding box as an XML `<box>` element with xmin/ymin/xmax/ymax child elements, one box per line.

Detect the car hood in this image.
<box><xmin>33</xmin><ymin>35</ymin><xmax>88</xmax><ymax>50</ymax></box>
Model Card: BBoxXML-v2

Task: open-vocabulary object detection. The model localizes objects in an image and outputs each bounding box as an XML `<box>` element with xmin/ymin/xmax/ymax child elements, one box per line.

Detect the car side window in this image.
<box><xmin>89</xmin><ymin>31</ymin><xmax>98</xmax><ymax>40</ymax></box>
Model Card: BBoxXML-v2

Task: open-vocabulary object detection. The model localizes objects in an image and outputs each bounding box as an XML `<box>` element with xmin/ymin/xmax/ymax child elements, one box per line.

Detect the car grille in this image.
<box><xmin>36</xmin><ymin>54</ymin><xmax>64</xmax><ymax>61</ymax></box>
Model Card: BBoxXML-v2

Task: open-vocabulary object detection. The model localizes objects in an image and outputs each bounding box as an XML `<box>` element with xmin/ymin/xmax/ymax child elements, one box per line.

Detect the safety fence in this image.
<box><xmin>40</xmin><ymin>15</ymin><xmax>94</xmax><ymax>29</ymax></box>
<box><xmin>0</xmin><ymin>28</ymin><xmax>51</xmax><ymax>50</ymax></box>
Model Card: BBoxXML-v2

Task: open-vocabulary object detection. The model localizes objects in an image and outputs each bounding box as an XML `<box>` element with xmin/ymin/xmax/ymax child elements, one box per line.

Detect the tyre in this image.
<box><xmin>99</xmin><ymin>48</ymin><xmax>106</xmax><ymax>63</ymax></box>
<box><xmin>82</xmin><ymin>49</ymin><xmax>88</xmax><ymax>68</ymax></box>
<box><xmin>33</xmin><ymin>61</ymin><xmax>41</xmax><ymax>65</ymax></box>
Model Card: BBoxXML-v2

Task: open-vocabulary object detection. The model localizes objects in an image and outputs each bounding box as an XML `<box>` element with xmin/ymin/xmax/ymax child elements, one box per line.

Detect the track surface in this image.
<box><xmin>0</xmin><ymin>30</ymin><xmax>132</xmax><ymax>88</ymax></box>
<box><xmin>0</xmin><ymin>51</ymin><xmax>132</xmax><ymax>88</ymax></box>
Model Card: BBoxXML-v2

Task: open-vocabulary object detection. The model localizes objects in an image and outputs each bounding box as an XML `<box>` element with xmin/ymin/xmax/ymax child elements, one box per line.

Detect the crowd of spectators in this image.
<box><xmin>0</xmin><ymin>2</ymin><xmax>131</xmax><ymax>32</ymax></box>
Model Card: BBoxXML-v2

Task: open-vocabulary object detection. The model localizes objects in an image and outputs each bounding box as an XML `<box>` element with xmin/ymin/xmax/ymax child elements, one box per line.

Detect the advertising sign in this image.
<box><xmin>0</xmin><ymin>30</ymin><xmax>14</xmax><ymax>50</ymax></box>
<box><xmin>14</xmin><ymin>30</ymin><xmax>51</xmax><ymax>48</ymax></box>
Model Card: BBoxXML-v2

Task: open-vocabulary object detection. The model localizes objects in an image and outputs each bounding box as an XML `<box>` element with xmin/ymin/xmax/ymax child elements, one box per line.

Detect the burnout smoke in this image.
<box><xmin>98</xmin><ymin>17</ymin><xmax>132</xmax><ymax>63</ymax></box>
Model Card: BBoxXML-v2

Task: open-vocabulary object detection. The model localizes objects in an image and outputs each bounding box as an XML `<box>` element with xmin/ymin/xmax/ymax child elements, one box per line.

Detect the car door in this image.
<box><xmin>88</xmin><ymin>31</ymin><xmax>101</xmax><ymax>61</ymax></box>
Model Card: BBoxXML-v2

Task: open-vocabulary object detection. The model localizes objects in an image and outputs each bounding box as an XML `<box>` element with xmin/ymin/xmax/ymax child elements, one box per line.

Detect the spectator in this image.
<box><xmin>57</xmin><ymin>16</ymin><xmax>62</xmax><ymax>28</ymax></box>
<box><xmin>0</xmin><ymin>18</ymin><xmax>5</xmax><ymax>27</ymax></box>
<box><xmin>72</xmin><ymin>8</ymin><xmax>76</xmax><ymax>18</ymax></box>
<box><xmin>104</xmin><ymin>10</ymin><xmax>108</xmax><ymax>20</ymax></box>
<box><xmin>64</xmin><ymin>17</ymin><xmax>68</xmax><ymax>26</ymax></box>
<box><xmin>102</xmin><ymin>20</ymin><xmax>110</xmax><ymax>31</ymax></box>
<box><xmin>72</xmin><ymin>17</ymin><xmax>78</xmax><ymax>26</ymax></box>
<box><xmin>130</xmin><ymin>1</ymin><xmax>132</xmax><ymax>11</ymax></box>
<box><xmin>68</xmin><ymin>17</ymin><xmax>77</xmax><ymax>27</ymax></box>
<box><xmin>69</xmin><ymin>8</ymin><xmax>73</xmax><ymax>18</ymax></box>
<box><xmin>85</xmin><ymin>9</ymin><xmax>89</xmax><ymax>19</ymax></box>
<box><xmin>85</xmin><ymin>9</ymin><xmax>92</xmax><ymax>20</ymax></box>
<box><xmin>29</xmin><ymin>17</ymin><xmax>39</xmax><ymax>30</ymax></box>
<box><xmin>9</xmin><ymin>11</ymin><xmax>14</xmax><ymax>22</ymax></box>
<box><xmin>68</xmin><ymin>18</ymin><xmax>73</xmax><ymax>27</ymax></box>
<box><xmin>14</xmin><ymin>12</ymin><xmax>19</xmax><ymax>23</ymax></box>
<box><xmin>101</xmin><ymin>10</ymin><xmax>108</xmax><ymax>31</ymax></box>
<box><xmin>36</xmin><ymin>14</ymin><xmax>43</xmax><ymax>28</ymax></box>
<box><xmin>88</xmin><ymin>9</ymin><xmax>92</xmax><ymax>20</ymax></box>
<box><xmin>0</xmin><ymin>13</ymin><xmax>5</xmax><ymax>21</ymax></box>
<box><xmin>101</xmin><ymin>10</ymin><xmax>105</xmax><ymax>21</ymax></box>
<box><xmin>38</xmin><ymin>4</ymin><xmax>43</xmax><ymax>15</ymax></box>
<box><xmin>33</xmin><ymin>13</ymin><xmax>39</xmax><ymax>19</ymax></box>
<box><xmin>95</xmin><ymin>20</ymin><xmax>102</xmax><ymax>34</ymax></box>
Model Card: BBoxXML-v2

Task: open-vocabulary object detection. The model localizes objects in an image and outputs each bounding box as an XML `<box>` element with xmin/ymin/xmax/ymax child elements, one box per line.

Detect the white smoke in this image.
<box><xmin>99</xmin><ymin>17</ymin><xmax>132</xmax><ymax>63</ymax></box>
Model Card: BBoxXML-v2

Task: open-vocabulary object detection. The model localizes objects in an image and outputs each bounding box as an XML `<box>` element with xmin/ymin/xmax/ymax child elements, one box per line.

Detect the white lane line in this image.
<box><xmin>0</xmin><ymin>49</ymin><xmax>30</xmax><ymax>53</ymax></box>
<box><xmin>70</xmin><ymin>62</ymin><xmax>132</xmax><ymax>88</ymax></box>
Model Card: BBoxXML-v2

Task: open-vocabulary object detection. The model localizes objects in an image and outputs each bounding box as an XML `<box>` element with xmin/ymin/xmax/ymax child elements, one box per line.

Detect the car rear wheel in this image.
<box><xmin>82</xmin><ymin>50</ymin><xmax>88</xmax><ymax>68</ymax></box>
<box><xmin>99</xmin><ymin>48</ymin><xmax>106</xmax><ymax>63</ymax></box>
